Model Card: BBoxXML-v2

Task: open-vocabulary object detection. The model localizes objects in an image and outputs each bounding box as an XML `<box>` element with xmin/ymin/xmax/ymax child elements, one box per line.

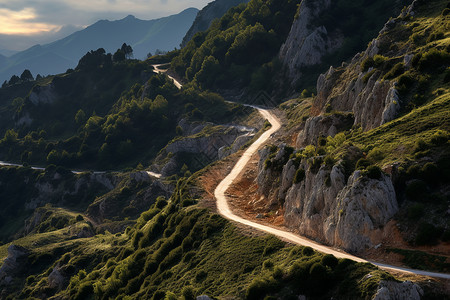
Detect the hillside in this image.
<box><xmin>0</xmin><ymin>0</ymin><xmax>449</xmax><ymax>299</ymax></box>
<box><xmin>180</xmin><ymin>0</ymin><xmax>250</xmax><ymax>48</ymax></box>
<box><xmin>0</xmin><ymin>8</ymin><xmax>198</xmax><ymax>83</ymax></box>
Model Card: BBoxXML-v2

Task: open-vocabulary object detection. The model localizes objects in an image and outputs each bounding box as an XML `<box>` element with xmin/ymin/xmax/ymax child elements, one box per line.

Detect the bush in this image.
<box><xmin>418</xmin><ymin>49</ymin><xmax>450</xmax><ymax>72</ymax></box>
<box><xmin>383</xmin><ymin>62</ymin><xmax>404</xmax><ymax>80</ymax></box>
<box><xmin>182</xmin><ymin>286</ymin><xmax>195</xmax><ymax>300</ymax></box>
<box><xmin>74</xmin><ymin>282</ymin><xmax>94</xmax><ymax>300</ymax></box>
<box><xmin>366</xmin><ymin>165</ymin><xmax>382</xmax><ymax>180</ymax></box>
<box><xmin>408</xmin><ymin>203</ymin><xmax>424</xmax><ymax>220</ymax></box>
<box><xmin>302</xmin><ymin>246</ymin><xmax>314</xmax><ymax>256</ymax></box>
<box><xmin>420</xmin><ymin>162</ymin><xmax>439</xmax><ymax>184</ymax></box>
<box><xmin>356</xmin><ymin>158</ymin><xmax>371</xmax><ymax>170</ymax></box>
<box><xmin>415</xmin><ymin>223</ymin><xmax>442</xmax><ymax>245</ymax></box>
<box><xmin>321</xmin><ymin>254</ymin><xmax>338</xmax><ymax>268</ymax></box>
<box><xmin>405</xmin><ymin>180</ymin><xmax>427</xmax><ymax>201</ymax></box>
<box><xmin>293</xmin><ymin>168</ymin><xmax>305</xmax><ymax>184</ymax></box>
<box><xmin>263</xmin><ymin>259</ymin><xmax>273</xmax><ymax>269</ymax></box>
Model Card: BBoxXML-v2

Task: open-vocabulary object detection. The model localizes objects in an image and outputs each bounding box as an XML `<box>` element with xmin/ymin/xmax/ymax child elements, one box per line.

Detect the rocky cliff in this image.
<box><xmin>279</xmin><ymin>0</ymin><xmax>344</xmax><ymax>83</ymax></box>
<box><xmin>310</xmin><ymin>2</ymin><xmax>421</xmax><ymax>132</ymax></box>
<box><xmin>258</xmin><ymin>144</ymin><xmax>398</xmax><ymax>252</ymax></box>
<box><xmin>180</xmin><ymin>0</ymin><xmax>249</xmax><ymax>48</ymax></box>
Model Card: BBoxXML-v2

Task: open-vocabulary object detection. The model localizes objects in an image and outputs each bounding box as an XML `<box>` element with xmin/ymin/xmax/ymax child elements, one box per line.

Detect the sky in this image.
<box><xmin>0</xmin><ymin>0</ymin><xmax>211</xmax><ymax>53</ymax></box>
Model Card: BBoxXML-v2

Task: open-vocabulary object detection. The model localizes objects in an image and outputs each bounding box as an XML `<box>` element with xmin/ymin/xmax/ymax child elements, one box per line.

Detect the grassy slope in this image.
<box><xmin>0</xmin><ymin>175</ymin><xmax>392</xmax><ymax>300</ymax></box>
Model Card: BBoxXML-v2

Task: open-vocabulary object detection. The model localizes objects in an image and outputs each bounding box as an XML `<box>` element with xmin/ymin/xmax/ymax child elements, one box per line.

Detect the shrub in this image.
<box><xmin>182</xmin><ymin>286</ymin><xmax>195</xmax><ymax>300</ymax></box>
<box><xmin>415</xmin><ymin>223</ymin><xmax>442</xmax><ymax>245</ymax></box>
<box><xmin>321</xmin><ymin>254</ymin><xmax>338</xmax><ymax>268</ymax></box>
<box><xmin>356</xmin><ymin>158</ymin><xmax>371</xmax><ymax>170</ymax></box>
<box><xmin>155</xmin><ymin>197</ymin><xmax>168</xmax><ymax>209</ymax></box>
<box><xmin>263</xmin><ymin>259</ymin><xmax>273</xmax><ymax>269</ymax></box>
<box><xmin>74</xmin><ymin>282</ymin><xmax>94</xmax><ymax>300</ymax></box>
<box><xmin>272</xmin><ymin>266</ymin><xmax>283</xmax><ymax>280</ymax></box>
<box><xmin>383</xmin><ymin>62</ymin><xmax>404</xmax><ymax>80</ymax></box>
<box><xmin>418</xmin><ymin>49</ymin><xmax>450</xmax><ymax>72</ymax></box>
<box><xmin>293</xmin><ymin>168</ymin><xmax>305</xmax><ymax>184</ymax></box>
<box><xmin>302</xmin><ymin>246</ymin><xmax>314</xmax><ymax>256</ymax></box>
<box><xmin>367</xmin><ymin>148</ymin><xmax>385</xmax><ymax>162</ymax></box>
<box><xmin>407</xmin><ymin>203</ymin><xmax>424</xmax><ymax>220</ymax></box>
<box><xmin>366</xmin><ymin>165</ymin><xmax>382</xmax><ymax>180</ymax></box>
<box><xmin>405</xmin><ymin>180</ymin><xmax>427</xmax><ymax>201</ymax></box>
<box><xmin>420</xmin><ymin>162</ymin><xmax>439</xmax><ymax>184</ymax></box>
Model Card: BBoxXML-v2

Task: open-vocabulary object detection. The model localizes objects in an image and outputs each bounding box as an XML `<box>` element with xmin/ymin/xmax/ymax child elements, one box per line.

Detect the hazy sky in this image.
<box><xmin>0</xmin><ymin>0</ymin><xmax>211</xmax><ymax>52</ymax></box>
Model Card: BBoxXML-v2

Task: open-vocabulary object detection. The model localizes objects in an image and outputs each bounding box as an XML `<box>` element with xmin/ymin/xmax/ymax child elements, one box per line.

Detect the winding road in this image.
<box><xmin>154</xmin><ymin>65</ymin><xmax>450</xmax><ymax>279</ymax></box>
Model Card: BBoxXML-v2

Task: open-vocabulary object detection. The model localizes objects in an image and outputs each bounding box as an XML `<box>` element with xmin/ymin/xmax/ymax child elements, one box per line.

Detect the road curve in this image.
<box><xmin>153</xmin><ymin>65</ymin><xmax>450</xmax><ymax>279</ymax></box>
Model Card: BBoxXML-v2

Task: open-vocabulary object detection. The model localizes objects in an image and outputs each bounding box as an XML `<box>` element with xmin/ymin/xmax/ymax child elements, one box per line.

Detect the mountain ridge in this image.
<box><xmin>0</xmin><ymin>8</ymin><xmax>198</xmax><ymax>83</ymax></box>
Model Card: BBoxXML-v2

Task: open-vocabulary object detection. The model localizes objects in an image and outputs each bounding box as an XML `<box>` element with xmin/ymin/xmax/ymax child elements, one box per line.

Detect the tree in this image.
<box><xmin>20</xmin><ymin>69</ymin><xmax>34</xmax><ymax>81</ymax></box>
<box><xmin>121</xmin><ymin>43</ymin><xmax>133</xmax><ymax>59</ymax></box>
<box><xmin>113</xmin><ymin>49</ymin><xmax>126</xmax><ymax>62</ymax></box>
<box><xmin>8</xmin><ymin>75</ymin><xmax>20</xmax><ymax>85</ymax></box>
<box><xmin>36</xmin><ymin>74</ymin><xmax>42</xmax><ymax>80</ymax></box>
<box><xmin>2</xmin><ymin>80</ymin><xmax>7</xmax><ymax>88</ymax></box>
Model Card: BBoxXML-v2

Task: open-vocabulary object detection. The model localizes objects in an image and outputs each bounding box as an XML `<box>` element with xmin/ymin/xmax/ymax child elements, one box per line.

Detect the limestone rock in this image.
<box><xmin>48</xmin><ymin>266</ymin><xmax>66</xmax><ymax>290</ymax></box>
<box><xmin>29</xmin><ymin>83</ymin><xmax>57</xmax><ymax>105</ymax></box>
<box><xmin>373</xmin><ymin>280</ymin><xmax>423</xmax><ymax>300</ymax></box>
<box><xmin>0</xmin><ymin>245</ymin><xmax>29</xmax><ymax>286</ymax></box>
<box><xmin>296</xmin><ymin>113</ymin><xmax>353</xmax><ymax>148</ymax></box>
<box><xmin>326</xmin><ymin>171</ymin><xmax>398</xmax><ymax>252</ymax></box>
<box><xmin>279</xmin><ymin>0</ymin><xmax>344</xmax><ymax>83</ymax></box>
<box><xmin>259</xmin><ymin>145</ymin><xmax>399</xmax><ymax>252</ymax></box>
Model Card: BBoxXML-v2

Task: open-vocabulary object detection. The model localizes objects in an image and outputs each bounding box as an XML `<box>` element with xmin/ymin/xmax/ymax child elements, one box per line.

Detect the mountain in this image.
<box><xmin>0</xmin><ymin>8</ymin><xmax>198</xmax><ymax>83</ymax></box>
<box><xmin>180</xmin><ymin>0</ymin><xmax>250</xmax><ymax>48</ymax></box>
<box><xmin>0</xmin><ymin>0</ymin><xmax>449</xmax><ymax>299</ymax></box>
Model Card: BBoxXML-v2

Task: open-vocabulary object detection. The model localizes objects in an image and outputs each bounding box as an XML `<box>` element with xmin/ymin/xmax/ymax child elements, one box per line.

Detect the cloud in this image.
<box><xmin>0</xmin><ymin>0</ymin><xmax>209</xmax><ymax>50</ymax></box>
<box><xmin>0</xmin><ymin>0</ymin><xmax>209</xmax><ymax>33</ymax></box>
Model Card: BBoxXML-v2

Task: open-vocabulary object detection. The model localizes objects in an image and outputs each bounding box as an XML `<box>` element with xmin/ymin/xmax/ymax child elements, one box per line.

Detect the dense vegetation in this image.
<box><xmin>0</xmin><ymin>49</ymin><xmax>245</xmax><ymax>170</ymax></box>
<box><xmin>171</xmin><ymin>0</ymin><xmax>300</xmax><ymax>93</ymax></box>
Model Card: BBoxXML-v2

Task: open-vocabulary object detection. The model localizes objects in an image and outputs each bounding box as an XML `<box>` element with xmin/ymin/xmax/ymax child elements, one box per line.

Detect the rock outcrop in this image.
<box><xmin>0</xmin><ymin>245</ymin><xmax>29</xmax><ymax>286</ymax></box>
<box><xmin>296</xmin><ymin>113</ymin><xmax>353</xmax><ymax>148</ymax></box>
<box><xmin>156</xmin><ymin>124</ymin><xmax>256</xmax><ymax>176</ymax></box>
<box><xmin>180</xmin><ymin>0</ymin><xmax>249</xmax><ymax>48</ymax></box>
<box><xmin>25</xmin><ymin>171</ymin><xmax>116</xmax><ymax>210</ymax></box>
<box><xmin>279</xmin><ymin>0</ymin><xmax>344</xmax><ymax>83</ymax></box>
<box><xmin>314</xmin><ymin>64</ymin><xmax>401</xmax><ymax>131</ymax></box>
<box><xmin>28</xmin><ymin>83</ymin><xmax>57</xmax><ymax>105</ymax></box>
<box><xmin>258</xmin><ymin>145</ymin><xmax>399</xmax><ymax>252</ymax></box>
<box><xmin>373</xmin><ymin>280</ymin><xmax>423</xmax><ymax>300</ymax></box>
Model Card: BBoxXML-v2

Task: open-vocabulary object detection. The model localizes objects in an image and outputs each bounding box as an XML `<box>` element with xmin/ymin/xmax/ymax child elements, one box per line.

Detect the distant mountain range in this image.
<box><xmin>0</xmin><ymin>8</ymin><xmax>198</xmax><ymax>83</ymax></box>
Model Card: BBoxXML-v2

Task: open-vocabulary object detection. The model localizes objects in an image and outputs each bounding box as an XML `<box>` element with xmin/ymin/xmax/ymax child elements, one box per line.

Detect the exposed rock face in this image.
<box><xmin>296</xmin><ymin>113</ymin><xmax>353</xmax><ymax>148</ymax></box>
<box><xmin>157</xmin><ymin>125</ymin><xmax>255</xmax><ymax>176</ymax></box>
<box><xmin>48</xmin><ymin>264</ymin><xmax>66</xmax><ymax>290</ymax></box>
<box><xmin>307</xmin><ymin>1</ymin><xmax>421</xmax><ymax>132</ymax></box>
<box><xmin>0</xmin><ymin>245</ymin><xmax>29</xmax><ymax>286</ymax></box>
<box><xmin>279</xmin><ymin>0</ymin><xmax>344</xmax><ymax>83</ymax></box>
<box><xmin>25</xmin><ymin>172</ymin><xmax>116</xmax><ymax>210</ymax></box>
<box><xmin>258</xmin><ymin>146</ymin><xmax>399</xmax><ymax>252</ymax></box>
<box><xmin>28</xmin><ymin>83</ymin><xmax>57</xmax><ymax>105</ymax></box>
<box><xmin>314</xmin><ymin>65</ymin><xmax>400</xmax><ymax>131</ymax></box>
<box><xmin>373</xmin><ymin>280</ymin><xmax>423</xmax><ymax>300</ymax></box>
<box><xmin>181</xmin><ymin>0</ymin><xmax>249</xmax><ymax>48</ymax></box>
